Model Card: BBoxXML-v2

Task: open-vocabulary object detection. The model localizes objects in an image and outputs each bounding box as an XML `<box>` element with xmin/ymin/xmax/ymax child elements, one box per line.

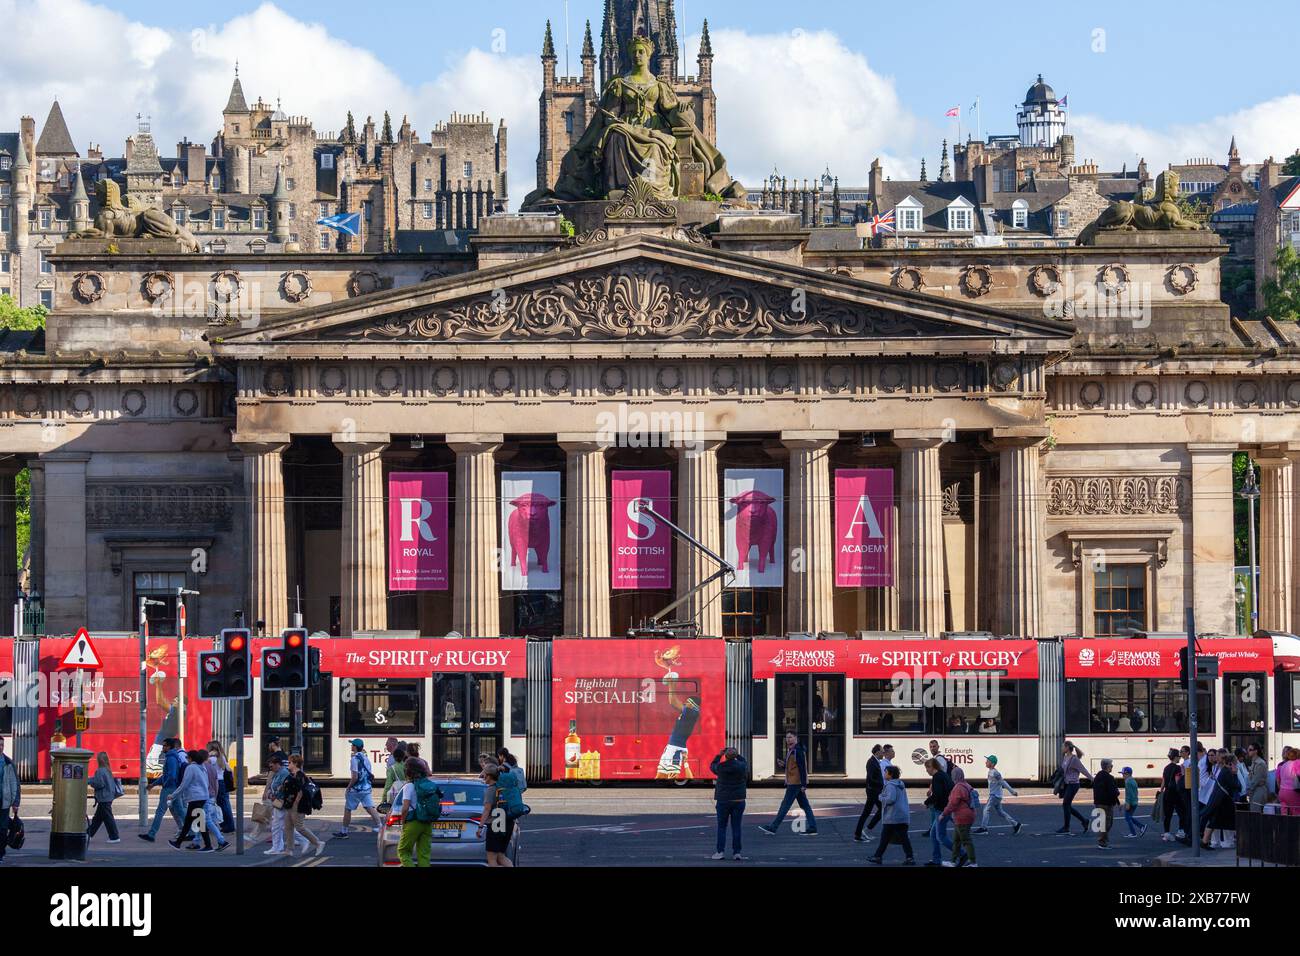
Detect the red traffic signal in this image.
<box><xmin>199</xmin><ymin>628</ymin><xmax>252</xmax><ymax>700</ymax></box>
<box><xmin>263</xmin><ymin>628</ymin><xmax>309</xmax><ymax>691</ymax></box>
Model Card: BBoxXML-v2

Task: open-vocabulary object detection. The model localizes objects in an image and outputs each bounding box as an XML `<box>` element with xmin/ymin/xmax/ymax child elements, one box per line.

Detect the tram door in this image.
<box><xmin>1223</xmin><ymin>672</ymin><xmax>1268</xmax><ymax>759</ymax></box>
<box><xmin>774</xmin><ymin>675</ymin><xmax>846</xmax><ymax>775</ymax></box>
<box><xmin>432</xmin><ymin>674</ymin><xmax>504</xmax><ymax>774</ymax></box>
<box><xmin>260</xmin><ymin>675</ymin><xmax>333</xmax><ymax>773</ymax></box>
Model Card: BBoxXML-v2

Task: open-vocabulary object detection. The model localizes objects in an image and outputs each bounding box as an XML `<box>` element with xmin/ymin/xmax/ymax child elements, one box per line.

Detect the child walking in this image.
<box><xmin>1122</xmin><ymin>766</ymin><xmax>1148</xmax><ymax>838</ymax></box>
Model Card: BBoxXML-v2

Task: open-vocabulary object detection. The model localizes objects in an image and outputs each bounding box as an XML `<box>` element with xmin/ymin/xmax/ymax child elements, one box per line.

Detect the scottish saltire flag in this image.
<box><xmin>317</xmin><ymin>211</ymin><xmax>362</xmax><ymax>236</ymax></box>
<box><xmin>945</xmin><ymin>105</ymin><xmax>960</xmax><ymax>117</ymax></box>
<box><xmin>870</xmin><ymin>210</ymin><xmax>896</xmax><ymax>235</ymax></box>
<box><xmin>1060</xmin><ymin>94</ymin><xmax>1069</xmax><ymax>108</ymax></box>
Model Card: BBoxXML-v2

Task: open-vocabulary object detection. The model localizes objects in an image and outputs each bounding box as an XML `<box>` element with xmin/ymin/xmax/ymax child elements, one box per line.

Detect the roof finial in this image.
<box><xmin>235</xmin><ymin>59</ymin><xmax>239</xmax><ymax>78</ymax></box>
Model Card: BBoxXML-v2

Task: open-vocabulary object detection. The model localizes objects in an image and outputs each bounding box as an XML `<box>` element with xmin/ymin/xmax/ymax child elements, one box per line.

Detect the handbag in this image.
<box><xmin>111</xmin><ymin>777</ymin><xmax>125</xmax><ymax>800</ymax></box>
<box><xmin>1152</xmin><ymin>790</ymin><xmax>1164</xmax><ymax>820</ymax></box>
<box><xmin>6</xmin><ymin>813</ymin><xmax>25</xmax><ymax>850</ymax></box>
<box><xmin>222</xmin><ymin>769</ymin><xmax>235</xmax><ymax>792</ymax></box>
<box><xmin>251</xmin><ymin>801</ymin><xmax>273</xmax><ymax>824</ymax></box>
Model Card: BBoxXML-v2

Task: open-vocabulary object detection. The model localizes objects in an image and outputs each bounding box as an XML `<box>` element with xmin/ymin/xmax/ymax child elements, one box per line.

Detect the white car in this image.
<box><xmin>377</xmin><ymin>777</ymin><xmax>522</xmax><ymax>867</ymax></box>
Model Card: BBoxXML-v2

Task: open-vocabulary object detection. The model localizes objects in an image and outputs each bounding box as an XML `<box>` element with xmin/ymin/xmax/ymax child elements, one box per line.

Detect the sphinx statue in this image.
<box><xmin>73</xmin><ymin>178</ymin><xmax>201</xmax><ymax>252</ymax></box>
<box><xmin>524</xmin><ymin>33</ymin><xmax>745</xmax><ymax>209</ymax></box>
<box><xmin>1076</xmin><ymin>170</ymin><xmax>1206</xmax><ymax>246</ymax></box>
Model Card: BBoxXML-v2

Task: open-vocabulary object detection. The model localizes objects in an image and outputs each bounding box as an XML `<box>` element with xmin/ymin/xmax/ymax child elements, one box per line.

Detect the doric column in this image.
<box><xmin>1257</xmin><ymin>452</ymin><xmax>1294</xmax><ymax>632</ymax></box>
<box><xmin>0</xmin><ymin>467</ymin><xmax>17</xmax><ymax>635</ymax></box>
<box><xmin>40</xmin><ymin>452</ymin><xmax>90</xmax><ymax>634</ymax></box>
<box><xmin>449</xmin><ymin>435</ymin><xmax>502</xmax><ymax>638</ymax></box>
<box><xmin>991</xmin><ymin>433</ymin><xmax>1047</xmax><ymax>638</ymax></box>
<box><xmin>27</xmin><ymin>461</ymin><xmax>45</xmax><ymax>603</ymax></box>
<box><xmin>895</xmin><ymin>431</ymin><xmax>946</xmax><ymax>636</ymax></box>
<box><xmin>783</xmin><ymin>432</ymin><xmax>837</xmax><ymax>635</ymax></box>
<box><xmin>677</xmin><ymin>435</ymin><xmax>725</xmax><ymax>638</ymax></box>
<box><xmin>234</xmin><ymin>435</ymin><xmax>289</xmax><ymax>637</ymax></box>
<box><xmin>865</xmin><ymin>503</ymin><xmax>900</xmax><ymax>630</ymax></box>
<box><xmin>560</xmin><ymin>436</ymin><xmax>611</xmax><ymax>638</ymax></box>
<box><xmin>335</xmin><ymin>434</ymin><xmax>390</xmax><ymax>636</ymax></box>
<box><xmin>1188</xmin><ymin>445</ymin><xmax>1238</xmax><ymax>636</ymax></box>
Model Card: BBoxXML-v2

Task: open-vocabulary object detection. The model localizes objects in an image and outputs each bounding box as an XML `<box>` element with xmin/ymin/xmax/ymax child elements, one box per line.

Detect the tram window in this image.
<box><xmin>752</xmin><ymin>680</ymin><xmax>768</xmax><ymax>736</ymax></box>
<box><xmin>510</xmin><ymin>679</ymin><xmax>526</xmax><ymax>736</ymax></box>
<box><xmin>1088</xmin><ymin>679</ymin><xmax>1150</xmax><ymax>732</ymax></box>
<box><xmin>855</xmin><ymin>679</ymin><xmax>923</xmax><ymax>733</ymax></box>
<box><xmin>1292</xmin><ymin>677</ymin><xmax>1300</xmax><ymax>731</ymax></box>
<box><xmin>0</xmin><ymin>679</ymin><xmax>11</xmax><ymax>734</ymax></box>
<box><xmin>341</xmin><ymin>679</ymin><xmax>424</xmax><ymax>736</ymax></box>
<box><xmin>1068</xmin><ymin>678</ymin><xmax>1213</xmax><ymax>734</ymax></box>
<box><xmin>1150</xmin><ymin>679</ymin><xmax>1213</xmax><ymax>734</ymax></box>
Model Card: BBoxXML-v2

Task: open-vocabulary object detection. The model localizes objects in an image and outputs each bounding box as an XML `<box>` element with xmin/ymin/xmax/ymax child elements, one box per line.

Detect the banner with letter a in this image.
<box><xmin>834</xmin><ymin>468</ymin><xmax>894</xmax><ymax>587</ymax></box>
<box><xmin>611</xmin><ymin>470</ymin><xmax>672</xmax><ymax>589</ymax></box>
<box><xmin>388</xmin><ymin>472</ymin><xmax>449</xmax><ymax>590</ymax></box>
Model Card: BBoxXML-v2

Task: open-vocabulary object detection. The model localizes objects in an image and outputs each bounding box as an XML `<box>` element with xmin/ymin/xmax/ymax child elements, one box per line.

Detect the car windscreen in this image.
<box><xmin>436</xmin><ymin>783</ymin><xmax>487</xmax><ymax>807</ymax></box>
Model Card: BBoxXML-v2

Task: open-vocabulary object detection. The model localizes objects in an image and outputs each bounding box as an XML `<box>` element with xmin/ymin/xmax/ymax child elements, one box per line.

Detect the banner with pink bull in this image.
<box><xmin>387</xmin><ymin>472</ymin><xmax>450</xmax><ymax>590</ymax></box>
<box><xmin>610</xmin><ymin>470</ymin><xmax>672</xmax><ymax>589</ymax></box>
<box><xmin>723</xmin><ymin>468</ymin><xmax>784</xmax><ymax>588</ymax></box>
<box><xmin>834</xmin><ymin>468</ymin><xmax>894</xmax><ymax>587</ymax></box>
<box><xmin>500</xmin><ymin>471</ymin><xmax>562</xmax><ymax>591</ymax></box>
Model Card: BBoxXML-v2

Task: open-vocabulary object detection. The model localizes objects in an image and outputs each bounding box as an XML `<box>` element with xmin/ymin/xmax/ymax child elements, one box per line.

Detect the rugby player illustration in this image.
<box><xmin>653</xmin><ymin>645</ymin><xmax>702</xmax><ymax>780</ymax></box>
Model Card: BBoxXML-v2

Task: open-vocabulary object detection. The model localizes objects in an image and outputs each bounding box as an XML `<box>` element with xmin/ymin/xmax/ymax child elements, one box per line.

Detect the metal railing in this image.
<box><xmin>1236</xmin><ymin>805</ymin><xmax>1300</xmax><ymax>867</ymax></box>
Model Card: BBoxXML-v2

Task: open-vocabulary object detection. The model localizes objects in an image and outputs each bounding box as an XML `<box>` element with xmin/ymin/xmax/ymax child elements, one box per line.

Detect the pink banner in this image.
<box><xmin>834</xmin><ymin>469</ymin><xmax>894</xmax><ymax>587</ymax></box>
<box><xmin>388</xmin><ymin>472</ymin><xmax>450</xmax><ymax>591</ymax></box>
<box><xmin>610</xmin><ymin>470</ymin><xmax>672</xmax><ymax>589</ymax></box>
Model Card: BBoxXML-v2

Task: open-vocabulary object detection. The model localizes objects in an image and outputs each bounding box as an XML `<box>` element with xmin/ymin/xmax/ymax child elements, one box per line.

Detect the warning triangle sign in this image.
<box><xmin>58</xmin><ymin>627</ymin><xmax>104</xmax><ymax>670</ymax></box>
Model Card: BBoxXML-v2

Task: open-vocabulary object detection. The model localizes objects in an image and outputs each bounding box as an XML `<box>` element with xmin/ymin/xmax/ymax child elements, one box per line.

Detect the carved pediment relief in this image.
<box><xmin>330</xmin><ymin>262</ymin><xmax>962</xmax><ymax>343</ymax></box>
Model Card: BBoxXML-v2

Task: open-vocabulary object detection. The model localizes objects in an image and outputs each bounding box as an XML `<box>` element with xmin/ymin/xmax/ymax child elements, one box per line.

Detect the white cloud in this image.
<box><xmin>1070</xmin><ymin>95</ymin><xmax>1300</xmax><ymax>172</ymax></box>
<box><xmin>710</xmin><ymin>28</ymin><xmax>924</xmax><ymax>187</ymax></box>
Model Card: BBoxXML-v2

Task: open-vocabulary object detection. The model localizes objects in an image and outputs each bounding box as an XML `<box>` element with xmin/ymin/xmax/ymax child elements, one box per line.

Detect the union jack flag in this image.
<box><xmin>870</xmin><ymin>209</ymin><xmax>896</xmax><ymax>235</ymax></box>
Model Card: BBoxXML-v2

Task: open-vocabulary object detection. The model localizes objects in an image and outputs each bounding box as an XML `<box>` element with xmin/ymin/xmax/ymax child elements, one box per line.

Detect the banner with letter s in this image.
<box><xmin>611</xmin><ymin>470</ymin><xmax>672</xmax><ymax>589</ymax></box>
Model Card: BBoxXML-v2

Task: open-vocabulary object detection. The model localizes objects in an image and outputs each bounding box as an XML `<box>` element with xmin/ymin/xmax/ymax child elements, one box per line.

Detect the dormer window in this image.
<box><xmin>39</xmin><ymin>207</ymin><xmax>53</xmax><ymax>229</ymax></box>
<box><xmin>214</xmin><ymin>207</ymin><xmax>226</xmax><ymax>229</ymax></box>
<box><xmin>895</xmin><ymin>196</ymin><xmax>923</xmax><ymax>233</ymax></box>
<box><xmin>946</xmin><ymin>197</ymin><xmax>974</xmax><ymax>232</ymax></box>
<box><xmin>0</xmin><ymin>155</ymin><xmax>11</xmax><ymax>171</ymax></box>
<box><xmin>320</xmin><ymin>153</ymin><xmax>334</xmax><ymax>170</ymax></box>
<box><xmin>172</xmin><ymin>205</ymin><xmax>187</xmax><ymax>226</ymax></box>
<box><xmin>1012</xmin><ymin>199</ymin><xmax>1029</xmax><ymax>229</ymax></box>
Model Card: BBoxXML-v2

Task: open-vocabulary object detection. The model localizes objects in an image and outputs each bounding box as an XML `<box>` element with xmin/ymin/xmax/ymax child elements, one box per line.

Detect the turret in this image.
<box><xmin>270</xmin><ymin>164</ymin><xmax>291</xmax><ymax>243</ymax></box>
<box><xmin>69</xmin><ymin>166</ymin><xmax>90</xmax><ymax>233</ymax></box>
<box><xmin>938</xmin><ymin>140</ymin><xmax>952</xmax><ymax>183</ymax></box>
<box><xmin>12</xmin><ymin>134</ymin><xmax>31</xmax><ymax>248</ymax></box>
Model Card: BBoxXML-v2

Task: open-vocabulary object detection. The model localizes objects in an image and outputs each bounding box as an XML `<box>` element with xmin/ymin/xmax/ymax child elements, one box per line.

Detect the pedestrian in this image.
<box><xmin>759</xmin><ymin>732</ymin><xmax>818</xmax><ymax>836</ymax></box>
<box><xmin>1092</xmin><ymin>758</ymin><xmax>1120</xmax><ymax>849</ymax></box>
<box><xmin>1178</xmin><ymin>745</ymin><xmax>1194</xmax><ymax>834</ymax></box>
<box><xmin>928</xmin><ymin>739</ymin><xmax>950</xmax><ymax>774</ymax></box>
<box><xmin>867</xmin><ymin>765</ymin><xmax>915</xmax><ymax>865</ymax></box>
<box><xmin>1158</xmin><ymin>748</ymin><xmax>1186</xmax><ymax>842</ymax></box>
<box><xmin>1204</xmin><ymin>751</ymin><xmax>1240</xmax><ymax>850</ymax></box>
<box><xmin>336</xmin><ymin>738</ymin><xmax>381</xmax><ymax>837</ymax></box>
<box><xmin>207</xmin><ymin>740</ymin><xmax>236</xmax><ymax>835</ymax></box>
<box><xmin>406</xmin><ymin>742</ymin><xmax>430</xmax><ymax>775</ymax></box>
<box><xmin>941</xmin><ymin>766</ymin><xmax>977</xmax><ymax>867</ymax></box>
<box><xmin>477</xmin><ymin>765</ymin><xmax>515</xmax><ymax>867</ymax></box>
<box><xmin>1278</xmin><ymin>747</ymin><xmax>1300</xmax><ymax>816</ymax></box>
<box><xmin>1121</xmin><ymin>766</ymin><xmax>1147</xmax><ymax>838</ymax></box>
<box><xmin>246</xmin><ymin>763</ymin><xmax>277</xmax><ymax>844</ymax></box>
<box><xmin>264</xmin><ymin>752</ymin><xmax>300</xmax><ymax>856</ymax></box>
<box><xmin>497</xmin><ymin>748</ymin><xmax>527</xmax><ymax>792</ymax></box>
<box><xmin>382</xmin><ymin>746</ymin><xmax>408</xmax><ymax>808</ymax></box>
<box><xmin>169</xmin><ymin>749</ymin><xmax>220</xmax><ymax>852</ymax></box>
<box><xmin>281</xmin><ymin>754</ymin><xmax>324</xmax><ymax>857</ymax></box>
<box><xmin>85</xmin><ymin>752</ymin><xmax>122</xmax><ymax>845</ymax></box>
<box><xmin>853</xmin><ymin>744</ymin><xmax>886</xmax><ymax>844</ymax></box>
<box><xmin>1054</xmin><ymin>741</ymin><xmax>1093</xmax><ymax>834</ymax></box>
<box><xmin>266</xmin><ymin>737</ymin><xmax>288</xmax><ymax>772</ymax></box>
<box><xmin>139</xmin><ymin>737</ymin><xmax>184</xmax><ymax>843</ymax></box>
<box><xmin>923</xmin><ymin>757</ymin><xmax>957</xmax><ymax>866</ymax></box>
<box><xmin>709</xmin><ymin>746</ymin><xmax>747</xmax><ymax>861</ymax></box>
<box><xmin>395</xmin><ymin>756</ymin><xmax>438</xmax><ymax>867</ymax></box>
<box><xmin>0</xmin><ymin>737</ymin><xmax>21</xmax><ymax>864</ymax></box>
<box><xmin>973</xmin><ymin>755</ymin><xmax>1021</xmax><ymax>835</ymax></box>
<box><xmin>1245</xmin><ymin>743</ymin><xmax>1268</xmax><ymax>810</ymax></box>
<box><xmin>199</xmin><ymin>746</ymin><xmax>230</xmax><ymax>851</ymax></box>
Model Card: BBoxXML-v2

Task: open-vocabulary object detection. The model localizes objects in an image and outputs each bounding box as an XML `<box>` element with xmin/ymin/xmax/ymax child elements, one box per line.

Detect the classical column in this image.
<box><xmin>991</xmin><ymin>434</ymin><xmax>1047</xmax><ymax>638</ymax></box>
<box><xmin>449</xmin><ymin>435</ymin><xmax>502</xmax><ymax>638</ymax></box>
<box><xmin>27</xmin><ymin>461</ymin><xmax>45</xmax><ymax>604</ymax></box>
<box><xmin>865</xmin><ymin>504</ymin><xmax>901</xmax><ymax>630</ymax></box>
<box><xmin>0</xmin><ymin>467</ymin><xmax>17</xmax><ymax>635</ymax></box>
<box><xmin>560</xmin><ymin>437</ymin><xmax>611</xmax><ymax>638</ymax></box>
<box><xmin>1257</xmin><ymin>453</ymin><xmax>1294</xmax><ymax>633</ymax></box>
<box><xmin>335</xmin><ymin>434</ymin><xmax>390</xmax><ymax>636</ymax></box>
<box><xmin>895</xmin><ymin>431</ymin><xmax>946</xmax><ymax>636</ymax></box>
<box><xmin>235</xmin><ymin>436</ymin><xmax>290</xmax><ymax>637</ymax></box>
<box><xmin>783</xmin><ymin>432</ymin><xmax>837</xmax><ymax>636</ymax></box>
<box><xmin>1188</xmin><ymin>445</ymin><xmax>1238</xmax><ymax>636</ymax></box>
<box><xmin>677</xmin><ymin>435</ymin><xmax>725</xmax><ymax>638</ymax></box>
<box><xmin>40</xmin><ymin>452</ymin><xmax>90</xmax><ymax>635</ymax></box>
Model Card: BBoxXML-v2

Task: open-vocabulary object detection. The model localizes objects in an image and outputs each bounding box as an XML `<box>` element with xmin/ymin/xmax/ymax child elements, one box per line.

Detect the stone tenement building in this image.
<box><xmin>0</xmin><ymin>83</ymin><xmax>508</xmax><ymax>308</ymax></box>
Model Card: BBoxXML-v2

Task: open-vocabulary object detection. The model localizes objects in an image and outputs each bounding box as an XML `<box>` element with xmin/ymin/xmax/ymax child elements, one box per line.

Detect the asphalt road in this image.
<box><xmin>3</xmin><ymin>784</ymin><xmax>1224</xmax><ymax>868</ymax></box>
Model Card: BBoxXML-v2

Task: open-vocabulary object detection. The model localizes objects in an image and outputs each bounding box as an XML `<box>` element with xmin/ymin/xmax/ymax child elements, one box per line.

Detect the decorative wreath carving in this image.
<box><xmin>347</xmin><ymin>270</ymin><xmax>384</xmax><ymax>298</ymax></box>
<box><xmin>1028</xmin><ymin>264</ymin><xmax>1062</xmax><ymax>297</ymax></box>
<box><xmin>173</xmin><ymin>389</ymin><xmax>199</xmax><ymax>416</ymax></box>
<box><xmin>543</xmin><ymin>366</ymin><xmax>571</xmax><ymax>395</ymax></box>
<box><xmin>209</xmin><ymin>270</ymin><xmax>243</xmax><ymax>303</ymax></box>
<box><xmin>959</xmin><ymin>264</ymin><xmax>994</xmax><ymax>298</ymax></box>
<box><xmin>431</xmin><ymin>366</ymin><xmax>458</xmax><ymax>396</ymax></box>
<box><xmin>68</xmin><ymin>389</ymin><xmax>95</xmax><ymax>415</ymax></box>
<box><xmin>121</xmin><ymin>389</ymin><xmax>147</xmax><ymax>417</ymax></box>
<box><xmin>1096</xmin><ymin>263</ymin><xmax>1130</xmax><ymax>295</ymax></box>
<box><xmin>280</xmin><ymin>270</ymin><xmax>312</xmax><ymax>303</ymax></box>
<box><xmin>711</xmin><ymin>365</ymin><xmax>738</xmax><ymax>394</ymax></box>
<box><xmin>823</xmin><ymin>364</ymin><xmax>852</xmax><ymax>393</ymax></box>
<box><xmin>1079</xmin><ymin>381</ymin><xmax>1105</xmax><ymax>409</ymax></box>
<box><xmin>1131</xmin><ymin>381</ymin><xmax>1157</xmax><ymax>409</ymax></box>
<box><xmin>374</xmin><ymin>367</ymin><xmax>402</xmax><ymax>396</ymax></box>
<box><xmin>991</xmin><ymin>361</ymin><xmax>1020</xmax><ymax>392</ymax></box>
<box><xmin>1184</xmin><ymin>381</ymin><xmax>1210</xmax><ymax>408</ymax></box>
<box><xmin>655</xmin><ymin>366</ymin><xmax>682</xmax><ymax>393</ymax></box>
<box><xmin>262</xmin><ymin>366</ymin><xmax>292</xmax><ymax>396</ymax></box>
<box><xmin>73</xmin><ymin>271</ymin><xmax>105</xmax><ymax>304</ymax></box>
<box><xmin>891</xmin><ymin>266</ymin><xmax>925</xmax><ymax>292</ymax></box>
<box><xmin>1167</xmin><ymin>263</ymin><xmax>1198</xmax><ymax>296</ymax></box>
<box><xmin>141</xmin><ymin>271</ymin><xmax>174</xmax><ymax>304</ymax></box>
<box><xmin>767</xmin><ymin>364</ymin><xmax>795</xmax><ymax>394</ymax></box>
<box><xmin>319</xmin><ymin>367</ymin><xmax>346</xmax><ymax>396</ymax></box>
<box><xmin>488</xmin><ymin>366</ymin><xmax>515</xmax><ymax>396</ymax></box>
<box><xmin>599</xmin><ymin>366</ymin><xmax>627</xmax><ymax>395</ymax></box>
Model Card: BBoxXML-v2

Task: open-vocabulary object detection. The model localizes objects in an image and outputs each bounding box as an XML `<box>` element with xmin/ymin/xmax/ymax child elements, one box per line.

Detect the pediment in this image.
<box><xmin>215</xmin><ymin>233</ymin><xmax>1072</xmax><ymax>356</ymax></box>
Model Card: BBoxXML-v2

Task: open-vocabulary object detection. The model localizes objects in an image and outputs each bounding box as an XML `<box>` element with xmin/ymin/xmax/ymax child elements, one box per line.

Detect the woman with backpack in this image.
<box><xmin>397</xmin><ymin>756</ymin><xmax>437</xmax><ymax>867</ymax></box>
<box><xmin>478</xmin><ymin>765</ymin><xmax>515</xmax><ymax>867</ymax></box>
<box><xmin>282</xmin><ymin>754</ymin><xmax>324</xmax><ymax>857</ymax></box>
<box><xmin>86</xmin><ymin>751</ymin><xmax>122</xmax><ymax>844</ymax></box>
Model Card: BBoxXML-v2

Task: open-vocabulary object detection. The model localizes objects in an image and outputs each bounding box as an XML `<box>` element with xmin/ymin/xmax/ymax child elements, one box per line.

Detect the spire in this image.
<box><xmin>582</xmin><ymin>19</ymin><xmax>595</xmax><ymax>59</ymax></box>
<box><xmin>381</xmin><ymin>111</ymin><xmax>394</xmax><ymax>143</ymax></box>
<box><xmin>71</xmin><ymin>165</ymin><xmax>88</xmax><ymax>202</ymax></box>
<box><xmin>270</xmin><ymin>164</ymin><xmax>290</xmax><ymax>202</ymax></box>
<box><xmin>224</xmin><ymin>67</ymin><xmax>249</xmax><ymax>113</ymax></box>
<box><xmin>36</xmin><ymin>100</ymin><xmax>77</xmax><ymax>156</ymax></box>
<box><xmin>919</xmin><ymin>157</ymin><xmax>928</xmax><ymax>183</ymax></box>
<box><xmin>342</xmin><ymin>110</ymin><xmax>357</xmax><ymax>143</ymax></box>
<box><xmin>699</xmin><ymin>18</ymin><xmax>713</xmax><ymax>56</ymax></box>
<box><xmin>13</xmin><ymin>133</ymin><xmax>29</xmax><ymax>171</ymax></box>
<box><xmin>1229</xmin><ymin>135</ymin><xmax>1239</xmax><ymax>161</ymax></box>
<box><xmin>542</xmin><ymin>19</ymin><xmax>556</xmax><ymax>59</ymax></box>
<box><xmin>939</xmin><ymin>139</ymin><xmax>952</xmax><ymax>182</ymax></box>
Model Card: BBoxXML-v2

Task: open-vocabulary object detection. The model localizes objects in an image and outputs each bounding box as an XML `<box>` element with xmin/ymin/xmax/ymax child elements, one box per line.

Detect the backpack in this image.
<box><xmin>353</xmin><ymin>754</ymin><xmax>375</xmax><ymax>789</ymax></box>
<box><xmin>409</xmin><ymin>778</ymin><xmax>443</xmax><ymax>823</ymax></box>
<box><xmin>496</xmin><ymin>773</ymin><xmax>531</xmax><ymax>820</ymax></box>
<box><xmin>304</xmin><ymin>775</ymin><xmax>323</xmax><ymax>812</ymax></box>
<box><xmin>968</xmin><ymin>783</ymin><xmax>980</xmax><ymax>810</ymax></box>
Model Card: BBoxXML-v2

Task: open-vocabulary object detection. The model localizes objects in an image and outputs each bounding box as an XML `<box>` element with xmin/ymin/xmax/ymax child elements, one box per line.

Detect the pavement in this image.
<box><xmin>1</xmin><ymin>784</ymin><xmax>1247</xmax><ymax>868</ymax></box>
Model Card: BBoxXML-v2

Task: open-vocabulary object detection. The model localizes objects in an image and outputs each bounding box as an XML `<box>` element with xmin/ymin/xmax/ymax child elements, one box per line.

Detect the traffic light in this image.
<box><xmin>263</xmin><ymin>628</ymin><xmax>309</xmax><ymax>691</ymax></box>
<box><xmin>198</xmin><ymin>628</ymin><xmax>252</xmax><ymax>700</ymax></box>
<box><xmin>308</xmin><ymin>646</ymin><xmax>322</xmax><ymax>688</ymax></box>
<box><xmin>1178</xmin><ymin>646</ymin><xmax>1220</xmax><ymax>681</ymax></box>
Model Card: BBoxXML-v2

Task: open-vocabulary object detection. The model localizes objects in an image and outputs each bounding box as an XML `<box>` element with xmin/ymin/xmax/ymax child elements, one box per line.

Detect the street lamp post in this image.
<box><xmin>1239</xmin><ymin>461</ymin><xmax>1260</xmax><ymax>633</ymax></box>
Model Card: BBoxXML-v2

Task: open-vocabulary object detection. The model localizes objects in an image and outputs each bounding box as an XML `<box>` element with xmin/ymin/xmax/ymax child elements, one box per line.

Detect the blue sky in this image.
<box><xmin>3</xmin><ymin>0</ymin><xmax>1296</xmax><ymax>200</ymax></box>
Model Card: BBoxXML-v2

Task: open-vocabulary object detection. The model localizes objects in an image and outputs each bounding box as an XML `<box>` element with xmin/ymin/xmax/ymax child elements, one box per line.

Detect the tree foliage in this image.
<box><xmin>1283</xmin><ymin>151</ymin><xmax>1300</xmax><ymax>177</ymax></box>
<box><xmin>0</xmin><ymin>294</ymin><xmax>47</xmax><ymax>330</ymax></box>
<box><xmin>1259</xmin><ymin>245</ymin><xmax>1300</xmax><ymax>322</ymax></box>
